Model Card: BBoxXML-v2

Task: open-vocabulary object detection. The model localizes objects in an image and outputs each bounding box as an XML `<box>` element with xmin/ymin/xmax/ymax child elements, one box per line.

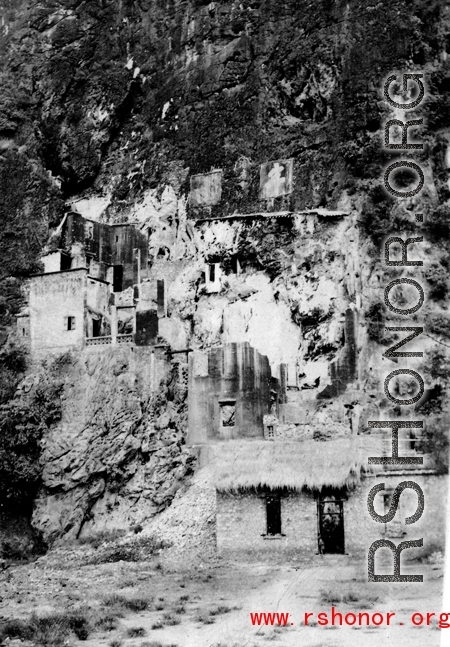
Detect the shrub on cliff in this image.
<box><xmin>417</xmin><ymin>414</ymin><xmax>449</xmax><ymax>474</ymax></box>
<box><xmin>365</xmin><ymin>302</ymin><xmax>385</xmax><ymax>342</ymax></box>
<box><xmin>0</xmin><ymin>380</ymin><xmax>63</xmax><ymax>508</ymax></box>
<box><xmin>358</xmin><ymin>186</ymin><xmax>413</xmax><ymax>247</ymax></box>
<box><xmin>423</xmin><ymin>261</ymin><xmax>449</xmax><ymax>300</ymax></box>
<box><xmin>426</xmin><ymin>313</ymin><xmax>450</xmax><ymax>339</ymax></box>
<box><xmin>424</xmin><ymin>205</ymin><xmax>450</xmax><ymax>247</ymax></box>
<box><xmin>0</xmin><ymin>346</ymin><xmax>26</xmax><ymax>402</ymax></box>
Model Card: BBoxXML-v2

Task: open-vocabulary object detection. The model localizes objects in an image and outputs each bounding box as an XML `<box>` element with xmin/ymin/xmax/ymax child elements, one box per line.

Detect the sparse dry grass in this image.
<box><xmin>102</xmin><ymin>592</ymin><xmax>152</xmax><ymax>612</ymax></box>
<box><xmin>151</xmin><ymin>620</ymin><xmax>164</xmax><ymax>630</ymax></box>
<box><xmin>162</xmin><ymin>611</ymin><xmax>181</xmax><ymax>626</ymax></box>
<box><xmin>319</xmin><ymin>586</ymin><xmax>380</xmax><ymax>608</ymax></box>
<box><xmin>210</xmin><ymin>605</ymin><xmax>233</xmax><ymax>616</ymax></box>
<box><xmin>0</xmin><ymin>609</ymin><xmax>93</xmax><ymax>646</ymax></box>
<box><xmin>95</xmin><ymin>612</ymin><xmax>119</xmax><ymax>632</ymax></box>
<box><xmin>108</xmin><ymin>640</ymin><xmax>123</xmax><ymax>647</ymax></box>
<box><xmin>196</xmin><ymin>610</ymin><xmax>215</xmax><ymax>624</ymax></box>
<box><xmin>126</xmin><ymin>625</ymin><xmax>147</xmax><ymax>637</ymax></box>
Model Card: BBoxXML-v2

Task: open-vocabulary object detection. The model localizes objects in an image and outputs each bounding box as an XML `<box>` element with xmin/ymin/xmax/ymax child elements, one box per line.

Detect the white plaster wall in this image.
<box><xmin>42</xmin><ymin>252</ymin><xmax>62</xmax><ymax>273</ymax></box>
<box><xmin>86</xmin><ymin>278</ymin><xmax>110</xmax><ymax>316</ymax></box>
<box><xmin>29</xmin><ymin>270</ymin><xmax>86</xmax><ymax>353</ymax></box>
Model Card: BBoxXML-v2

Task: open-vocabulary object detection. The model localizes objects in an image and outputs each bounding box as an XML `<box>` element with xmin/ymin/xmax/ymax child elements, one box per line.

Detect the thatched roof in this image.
<box><xmin>209</xmin><ymin>437</ymin><xmax>380</xmax><ymax>493</ymax></box>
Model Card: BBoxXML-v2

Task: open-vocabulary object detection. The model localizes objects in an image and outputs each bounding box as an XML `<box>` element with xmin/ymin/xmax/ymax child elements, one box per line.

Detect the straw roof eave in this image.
<box><xmin>208</xmin><ymin>438</ymin><xmax>377</xmax><ymax>494</ymax></box>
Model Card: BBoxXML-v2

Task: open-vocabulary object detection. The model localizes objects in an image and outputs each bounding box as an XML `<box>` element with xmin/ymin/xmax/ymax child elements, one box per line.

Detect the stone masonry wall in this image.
<box><xmin>217</xmin><ymin>474</ymin><xmax>447</xmax><ymax>563</ymax></box>
<box><xmin>217</xmin><ymin>490</ymin><xmax>317</xmax><ymax>559</ymax></box>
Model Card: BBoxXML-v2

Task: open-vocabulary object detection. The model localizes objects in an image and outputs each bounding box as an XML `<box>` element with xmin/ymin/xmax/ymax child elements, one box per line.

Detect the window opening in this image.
<box><xmin>220</xmin><ymin>402</ymin><xmax>235</xmax><ymax>428</ymax></box>
<box><xmin>66</xmin><ymin>316</ymin><xmax>76</xmax><ymax>331</ymax></box>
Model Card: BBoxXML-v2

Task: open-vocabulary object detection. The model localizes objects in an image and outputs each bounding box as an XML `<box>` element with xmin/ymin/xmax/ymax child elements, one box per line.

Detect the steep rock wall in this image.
<box><xmin>25</xmin><ymin>347</ymin><xmax>194</xmax><ymax>543</ymax></box>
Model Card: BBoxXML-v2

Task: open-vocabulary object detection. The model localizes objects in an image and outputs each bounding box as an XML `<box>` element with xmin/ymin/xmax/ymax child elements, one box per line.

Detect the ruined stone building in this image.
<box><xmin>19</xmin><ymin>212</ymin><xmax>160</xmax><ymax>355</ymax></box>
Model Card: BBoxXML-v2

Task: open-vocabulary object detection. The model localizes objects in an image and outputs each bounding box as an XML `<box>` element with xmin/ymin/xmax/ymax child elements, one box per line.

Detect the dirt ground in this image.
<box><xmin>0</xmin><ymin>544</ymin><xmax>445</xmax><ymax>647</ymax></box>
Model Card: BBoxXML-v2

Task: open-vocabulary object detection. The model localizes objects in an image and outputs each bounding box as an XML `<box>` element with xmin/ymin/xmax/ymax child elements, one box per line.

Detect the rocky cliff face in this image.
<box><xmin>17</xmin><ymin>346</ymin><xmax>193</xmax><ymax>543</ymax></box>
<box><xmin>1</xmin><ymin>0</ymin><xmax>450</xmax><ymax>544</ymax></box>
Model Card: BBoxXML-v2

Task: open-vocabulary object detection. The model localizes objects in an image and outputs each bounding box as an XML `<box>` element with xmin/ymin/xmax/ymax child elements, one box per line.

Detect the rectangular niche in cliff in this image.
<box><xmin>219</xmin><ymin>400</ymin><xmax>236</xmax><ymax>439</ymax></box>
<box><xmin>190</xmin><ymin>170</ymin><xmax>222</xmax><ymax>206</ymax></box>
<box><xmin>259</xmin><ymin>159</ymin><xmax>293</xmax><ymax>199</ymax></box>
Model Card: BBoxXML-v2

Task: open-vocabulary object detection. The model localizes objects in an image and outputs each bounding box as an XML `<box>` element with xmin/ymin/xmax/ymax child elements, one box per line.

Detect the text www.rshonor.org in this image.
<box><xmin>249</xmin><ymin>608</ymin><xmax>450</xmax><ymax>628</ymax></box>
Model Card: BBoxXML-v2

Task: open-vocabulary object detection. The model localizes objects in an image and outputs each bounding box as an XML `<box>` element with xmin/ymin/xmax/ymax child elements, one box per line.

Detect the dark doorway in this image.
<box><xmin>266</xmin><ymin>493</ymin><xmax>282</xmax><ymax>536</ymax></box>
<box><xmin>113</xmin><ymin>265</ymin><xmax>123</xmax><ymax>292</ymax></box>
<box><xmin>92</xmin><ymin>319</ymin><xmax>101</xmax><ymax>338</ymax></box>
<box><xmin>135</xmin><ymin>310</ymin><xmax>158</xmax><ymax>346</ymax></box>
<box><xmin>317</xmin><ymin>495</ymin><xmax>345</xmax><ymax>554</ymax></box>
<box><xmin>61</xmin><ymin>253</ymin><xmax>71</xmax><ymax>270</ymax></box>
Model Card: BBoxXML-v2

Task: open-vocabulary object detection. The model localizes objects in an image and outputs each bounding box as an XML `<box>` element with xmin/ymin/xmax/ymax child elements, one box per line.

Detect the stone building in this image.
<box><xmin>212</xmin><ymin>438</ymin><xmax>447</xmax><ymax>561</ymax></box>
<box><xmin>25</xmin><ymin>212</ymin><xmax>164</xmax><ymax>355</ymax></box>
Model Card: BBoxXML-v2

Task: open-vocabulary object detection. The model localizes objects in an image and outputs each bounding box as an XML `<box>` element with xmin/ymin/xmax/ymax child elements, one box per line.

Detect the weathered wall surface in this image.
<box><xmin>217</xmin><ymin>490</ymin><xmax>318</xmax><ymax>559</ymax></box>
<box><xmin>187</xmin><ymin>342</ymin><xmax>272</xmax><ymax>444</ymax></box>
<box><xmin>217</xmin><ymin>474</ymin><xmax>447</xmax><ymax>562</ymax></box>
<box><xmin>345</xmin><ymin>473</ymin><xmax>448</xmax><ymax>560</ymax></box>
<box><xmin>29</xmin><ymin>270</ymin><xmax>86</xmax><ymax>354</ymax></box>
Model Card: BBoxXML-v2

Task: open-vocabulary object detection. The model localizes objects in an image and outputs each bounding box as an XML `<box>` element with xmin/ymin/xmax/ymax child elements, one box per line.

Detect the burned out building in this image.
<box><xmin>26</xmin><ymin>212</ymin><xmax>166</xmax><ymax>355</ymax></box>
<box><xmin>187</xmin><ymin>342</ymin><xmax>278</xmax><ymax>444</ymax></box>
